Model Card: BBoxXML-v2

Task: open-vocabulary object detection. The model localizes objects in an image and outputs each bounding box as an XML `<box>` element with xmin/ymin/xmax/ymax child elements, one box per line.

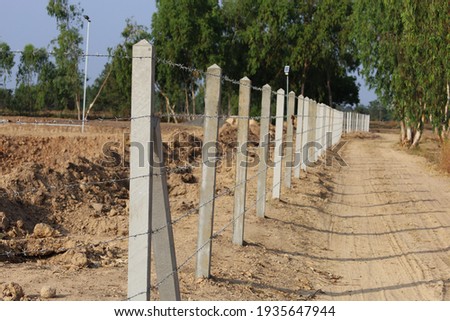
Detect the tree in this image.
<box><xmin>151</xmin><ymin>0</ymin><xmax>223</xmax><ymax>119</ymax></box>
<box><xmin>220</xmin><ymin>0</ymin><xmax>359</xmax><ymax>108</ymax></box>
<box><xmin>47</xmin><ymin>0</ymin><xmax>84</xmax><ymax>118</ymax></box>
<box><xmin>368</xmin><ymin>99</ymin><xmax>392</xmax><ymax>121</ymax></box>
<box><xmin>354</xmin><ymin>104</ymin><xmax>369</xmax><ymax>115</ymax></box>
<box><xmin>312</xmin><ymin>0</ymin><xmax>359</xmax><ymax>107</ymax></box>
<box><xmin>15</xmin><ymin>44</ymin><xmax>55</xmax><ymax>112</ymax></box>
<box><xmin>0</xmin><ymin>42</ymin><xmax>15</xmax><ymax>87</ymax></box>
<box><xmin>353</xmin><ymin>0</ymin><xmax>449</xmax><ymax>147</ymax></box>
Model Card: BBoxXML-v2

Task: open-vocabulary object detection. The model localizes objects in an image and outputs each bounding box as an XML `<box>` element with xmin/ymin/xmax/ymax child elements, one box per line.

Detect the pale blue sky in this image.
<box><xmin>0</xmin><ymin>0</ymin><xmax>155</xmax><ymax>87</ymax></box>
<box><xmin>0</xmin><ymin>0</ymin><xmax>377</xmax><ymax>105</ymax></box>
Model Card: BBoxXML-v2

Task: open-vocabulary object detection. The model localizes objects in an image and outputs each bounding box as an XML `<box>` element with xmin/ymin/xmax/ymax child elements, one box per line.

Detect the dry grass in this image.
<box><xmin>402</xmin><ymin>130</ymin><xmax>450</xmax><ymax>175</ymax></box>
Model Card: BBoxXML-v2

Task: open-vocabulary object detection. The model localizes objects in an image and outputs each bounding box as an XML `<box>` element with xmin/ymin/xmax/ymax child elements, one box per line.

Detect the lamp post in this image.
<box><xmin>284</xmin><ymin>65</ymin><xmax>290</xmax><ymax>108</ymax></box>
<box><xmin>81</xmin><ymin>15</ymin><xmax>91</xmax><ymax>133</ymax></box>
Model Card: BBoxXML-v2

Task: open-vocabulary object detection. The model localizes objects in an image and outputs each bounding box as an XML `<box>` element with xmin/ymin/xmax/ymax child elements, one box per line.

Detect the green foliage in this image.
<box><xmin>151</xmin><ymin>0</ymin><xmax>221</xmax><ymax>115</ymax></box>
<box><xmin>354</xmin><ymin>104</ymin><xmax>369</xmax><ymax>115</ymax></box>
<box><xmin>150</xmin><ymin>0</ymin><xmax>359</xmax><ymax>116</ymax></box>
<box><xmin>353</xmin><ymin>0</ymin><xmax>449</xmax><ymax>139</ymax></box>
<box><xmin>15</xmin><ymin>44</ymin><xmax>57</xmax><ymax>112</ymax></box>
<box><xmin>367</xmin><ymin>99</ymin><xmax>393</xmax><ymax>121</ymax></box>
<box><xmin>47</xmin><ymin>0</ymin><xmax>84</xmax><ymax>111</ymax></box>
<box><xmin>1</xmin><ymin>1</ymin><xmax>368</xmax><ymax>118</ymax></box>
<box><xmin>0</xmin><ymin>88</ymin><xmax>13</xmax><ymax>110</ymax></box>
<box><xmin>0</xmin><ymin>42</ymin><xmax>15</xmax><ymax>86</ymax></box>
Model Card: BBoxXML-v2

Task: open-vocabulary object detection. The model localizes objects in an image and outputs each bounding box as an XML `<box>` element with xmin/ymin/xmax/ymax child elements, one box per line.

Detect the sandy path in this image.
<box><xmin>317</xmin><ymin>133</ymin><xmax>450</xmax><ymax>300</ymax></box>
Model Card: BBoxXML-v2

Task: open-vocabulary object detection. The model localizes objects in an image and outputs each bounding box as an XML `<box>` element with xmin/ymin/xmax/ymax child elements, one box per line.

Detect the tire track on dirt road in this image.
<box><xmin>317</xmin><ymin>133</ymin><xmax>450</xmax><ymax>300</ymax></box>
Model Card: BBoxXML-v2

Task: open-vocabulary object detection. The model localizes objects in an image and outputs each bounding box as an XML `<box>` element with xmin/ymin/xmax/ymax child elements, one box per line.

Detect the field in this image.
<box><xmin>2</xmin><ymin>118</ymin><xmax>450</xmax><ymax>301</ymax></box>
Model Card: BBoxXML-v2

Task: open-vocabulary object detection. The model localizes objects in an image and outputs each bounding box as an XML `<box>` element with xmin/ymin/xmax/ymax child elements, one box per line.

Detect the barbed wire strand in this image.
<box><xmin>143</xmin><ymin>179</ymin><xmax>282</xmax><ymax>301</ymax></box>
<box><xmin>0</xmin><ymin>151</ymin><xmax>282</xmax><ymax>256</ymax></box>
<box><xmin>127</xmin><ymin>175</ymin><xmax>281</xmax><ymax>301</ymax></box>
<box><xmin>0</xmin><ymin>49</ymin><xmax>350</xmax><ymax>102</ymax></box>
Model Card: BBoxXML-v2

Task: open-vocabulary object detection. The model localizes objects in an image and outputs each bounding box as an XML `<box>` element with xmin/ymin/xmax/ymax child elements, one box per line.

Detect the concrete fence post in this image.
<box><xmin>294</xmin><ymin>95</ymin><xmax>304</xmax><ymax>178</ymax></box>
<box><xmin>346</xmin><ymin>112</ymin><xmax>350</xmax><ymax>133</ymax></box>
<box><xmin>151</xmin><ymin>117</ymin><xmax>181</xmax><ymax>301</ymax></box>
<box><xmin>331</xmin><ymin>109</ymin><xmax>336</xmax><ymax>146</ymax></box>
<box><xmin>233</xmin><ymin>77</ymin><xmax>251</xmax><ymax>246</ymax></box>
<box><xmin>256</xmin><ymin>84</ymin><xmax>271</xmax><ymax>218</ymax></box>
<box><xmin>300</xmin><ymin>97</ymin><xmax>310</xmax><ymax>172</ymax></box>
<box><xmin>327</xmin><ymin>106</ymin><xmax>333</xmax><ymax>149</ymax></box>
<box><xmin>128</xmin><ymin>39</ymin><xmax>154</xmax><ymax>302</ymax></box>
<box><xmin>128</xmin><ymin>40</ymin><xmax>180</xmax><ymax>301</ymax></box>
<box><xmin>352</xmin><ymin>112</ymin><xmax>355</xmax><ymax>132</ymax></box>
<box><xmin>321</xmin><ymin>104</ymin><xmax>327</xmax><ymax>156</ymax></box>
<box><xmin>300</xmin><ymin>97</ymin><xmax>311</xmax><ymax>171</ymax></box>
<box><xmin>342</xmin><ymin>112</ymin><xmax>346</xmax><ymax>134</ymax></box>
<box><xmin>316</xmin><ymin>104</ymin><xmax>322</xmax><ymax>158</ymax></box>
<box><xmin>284</xmin><ymin>91</ymin><xmax>296</xmax><ymax>188</ymax></box>
<box><xmin>308</xmin><ymin>100</ymin><xmax>317</xmax><ymax>164</ymax></box>
<box><xmin>350</xmin><ymin>112</ymin><xmax>353</xmax><ymax>132</ymax></box>
<box><xmin>196</xmin><ymin>64</ymin><xmax>221</xmax><ymax>278</ymax></box>
<box><xmin>272</xmin><ymin>89</ymin><xmax>285</xmax><ymax>199</ymax></box>
<box><xmin>314</xmin><ymin>102</ymin><xmax>321</xmax><ymax>161</ymax></box>
<box><xmin>318</xmin><ymin>103</ymin><xmax>325</xmax><ymax>158</ymax></box>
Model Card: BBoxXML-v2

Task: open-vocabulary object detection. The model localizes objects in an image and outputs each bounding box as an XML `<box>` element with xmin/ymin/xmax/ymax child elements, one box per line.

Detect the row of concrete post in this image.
<box><xmin>343</xmin><ymin>112</ymin><xmax>370</xmax><ymax>133</ymax></box>
<box><xmin>127</xmin><ymin>40</ymin><xmax>371</xmax><ymax>301</ymax></box>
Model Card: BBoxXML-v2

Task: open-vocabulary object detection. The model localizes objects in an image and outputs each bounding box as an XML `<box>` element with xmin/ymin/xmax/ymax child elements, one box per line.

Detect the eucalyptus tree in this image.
<box><xmin>151</xmin><ymin>0</ymin><xmax>222</xmax><ymax>118</ymax></box>
<box><xmin>353</xmin><ymin>0</ymin><xmax>449</xmax><ymax>146</ymax></box>
<box><xmin>15</xmin><ymin>44</ymin><xmax>54</xmax><ymax>112</ymax></box>
<box><xmin>221</xmin><ymin>0</ymin><xmax>358</xmax><ymax>107</ymax></box>
<box><xmin>47</xmin><ymin>0</ymin><xmax>84</xmax><ymax>117</ymax></box>
<box><xmin>0</xmin><ymin>42</ymin><xmax>15</xmax><ymax>87</ymax></box>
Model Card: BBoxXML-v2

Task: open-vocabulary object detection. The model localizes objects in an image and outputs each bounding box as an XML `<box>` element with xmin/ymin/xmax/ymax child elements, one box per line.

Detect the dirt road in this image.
<box><xmin>315</xmin><ymin>133</ymin><xmax>450</xmax><ymax>300</ymax></box>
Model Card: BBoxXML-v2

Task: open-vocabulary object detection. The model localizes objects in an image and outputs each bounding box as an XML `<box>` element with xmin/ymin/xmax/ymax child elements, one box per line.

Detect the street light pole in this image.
<box><xmin>81</xmin><ymin>15</ymin><xmax>91</xmax><ymax>133</ymax></box>
<box><xmin>284</xmin><ymin>65</ymin><xmax>290</xmax><ymax>107</ymax></box>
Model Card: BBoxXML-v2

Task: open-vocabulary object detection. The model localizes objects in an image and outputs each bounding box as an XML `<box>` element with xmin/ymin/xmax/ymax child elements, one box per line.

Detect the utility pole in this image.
<box><xmin>81</xmin><ymin>15</ymin><xmax>91</xmax><ymax>133</ymax></box>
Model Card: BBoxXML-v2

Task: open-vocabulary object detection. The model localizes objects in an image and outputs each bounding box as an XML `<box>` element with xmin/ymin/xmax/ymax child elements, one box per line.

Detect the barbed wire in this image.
<box><xmin>0</xmin><ymin>165</ymin><xmax>191</xmax><ymax>200</ymax></box>
<box><xmin>2</xmin><ymin>110</ymin><xmax>353</xmax><ymax>129</ymax></box>
<box><xmin>1</xmin><ymin>48</ymin><xmax>349</xmax><ymax>103</ymax></box>
<box><xmin>0</xmin><ymin>145</ymin><xmax>282</xmax><ymax>250</ymax></box>
<box><xmin>152</xmin><ymin>157</ymin><xmax>282</xmax><ymax>234</ymax></box>
<box><xmin>130</xmin><ymin>177</ymin><xmax>282</xmax><ymax>301</ymax></box>
<box><xmin>2</xmin><ymin>49</ymin><xmax>375</xmax><ymax>120</ymax></box>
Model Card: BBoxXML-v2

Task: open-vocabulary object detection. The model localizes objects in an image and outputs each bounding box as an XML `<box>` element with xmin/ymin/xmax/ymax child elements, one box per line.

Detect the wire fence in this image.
<box><xmin>0</xmin><ymin>41</ymin><xmax>370</xmax><ymax>301</ymax></box>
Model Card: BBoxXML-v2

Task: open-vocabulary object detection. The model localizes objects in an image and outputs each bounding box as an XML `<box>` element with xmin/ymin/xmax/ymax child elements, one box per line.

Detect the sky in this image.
<box><xmin>0</xmin><ymin>0</ymin><xmax>377</xmax><ymax>105</ymax></box>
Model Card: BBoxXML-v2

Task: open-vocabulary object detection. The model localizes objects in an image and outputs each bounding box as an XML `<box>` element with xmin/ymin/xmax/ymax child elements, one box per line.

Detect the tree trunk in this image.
<box><xmin>400</xmin><ymin>120</ymin><xmax>407</xmax><ymax>145</ymax></box>
<box><xmin>410</xmin><ymin>113</ymin><xmax>425</xmax><ymax>148</ymax></box>
<box><xmin>406</xmin><ymin>125</ymin><xmax>412</xmax><ymax>143</ymax></box>
<box><xmin>411</xmin><ymin>128</ymin><xmax>422</xmax><ymax>148</ymax></box>
<box><xmin>168</xmin><ymin>103</ymin><xmax>177</xmax><ymax>123</ymax></box>
<box><xmin>159</xmin><ymin>90</ymin><xmax>178</xmax><ymax>124</ymax></box>
<box><xmin>85</xmin><ymin>68</ymin><xmax>112</xmax><ymax>120</ymax></box>
<box><xmin>75</xmin><ymin>93</ymin><xmax>81</xmax><ymax>120</ymax></box>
